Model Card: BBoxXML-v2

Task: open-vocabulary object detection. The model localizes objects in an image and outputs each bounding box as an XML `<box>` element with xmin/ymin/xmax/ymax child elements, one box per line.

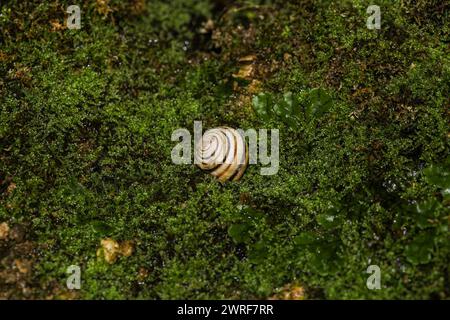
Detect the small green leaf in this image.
<box><xmin>423</xmin><ymin>160</ymin><xmax>450</xmax><ymax>200</ymax></box>
<box><xmin>242</xmin><ymin>205</ymin><xmax>264</xmax><ymax>220</ymax></box>
<box><xmin>306</xmin><ymin>88</ymin><xmax>332</xmax><ymax>119</ymax></box>
<box><xmin>248</xmin><ymin>240</ymin><xmax>269</xmax><ymax>263</ymax></box>
<box><xmin>316</xmin><ymin>213</ymin><xmax>341</xmax><ymax>229</ymax></box>
<box><xmin>414</xmin><ymin>199</ymin><xmax>438</xmax><ymax>228</ymax></box>
<box><xmin>252</xmin><ymin>93</ymin><xmax>272</xmax><ymax>122</ymax></box>
<box><xmin>310</xmin><ymin>243</ymin><xmax>341</xmax><ymax>275</ymax></box>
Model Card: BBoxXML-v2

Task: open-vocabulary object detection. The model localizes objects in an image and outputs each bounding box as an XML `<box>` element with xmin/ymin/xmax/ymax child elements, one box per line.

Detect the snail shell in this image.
<box><xmin>195</xmin><ymin>127</ymin><xmax>248</xmax><ymax>182</ymax></box>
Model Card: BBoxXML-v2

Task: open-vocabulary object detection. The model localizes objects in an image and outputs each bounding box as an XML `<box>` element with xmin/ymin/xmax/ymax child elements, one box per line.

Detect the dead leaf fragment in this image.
<box><xmin>130</xmin><ymin>0</ymin><xmax>146</xmax><ymax>15</ymax></box>
<box><xmin>233</xmin><ymin>64</ymin><xmax>254</xmax><ymax>80</ymax></box>
<box><xmin>98</xmin><ymin>238</ymin><xmax>134</xmax><ymax>264</ymax></box>
<box><xmin>269</xmin><ymin>283</ymin><xmax>305</xmax><ymax>300</ymax></box>
<box><xmin>0</xmin><ymin>51</ymin><xmax>9</xmax><ymax>62</ymax></box>
<box><xmin>9</xmin><ymin>65</ymin><xmax>31</xmax><ymax>83</ymax></box>
<box><xmin>0</xmin><ymin>222</ymin><xmax>10</xmax><ymax>240</ymax></box>
<box><xmin>14</xmin><ymin>259</ymin><xmax>32</xmax><ymax>274</ymax></box>
<box><xmin>283</xmin><ymin>52</ymin><xmax>292</xmax><ymax>62</ymax></box>
<box><xmin>247</xmin><ymin>79</ymin><xmax>262</xmax><ymax>94</ymax></box>
<box><xmin>137</xmin><ymin>267</ymin><xmax>149</xmax><ymax>281</ymax></box>
<box><xmin>120</xmin><ymin>240</ymin><xmax>134</xmax><ymax>257</ymax></box>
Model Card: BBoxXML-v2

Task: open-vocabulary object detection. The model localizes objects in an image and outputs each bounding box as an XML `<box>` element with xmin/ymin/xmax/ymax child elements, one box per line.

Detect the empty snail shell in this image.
<box><xmin>195</xmin><ymin>127</ymin><xmax>248</xmax><ymax>182</ymax></box>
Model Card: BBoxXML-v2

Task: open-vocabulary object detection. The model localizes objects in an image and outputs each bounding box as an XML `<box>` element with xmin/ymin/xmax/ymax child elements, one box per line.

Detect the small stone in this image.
<box><xmin>268</xmin><ymin>283</ymin><xmax>305</xmax><ymax>300</ymax></box>
<box><xmin>232</xmin><ymin>64</ymin><xmax>254</xmax><ymax>80</ymax></box>
<box><xmin>286</xmin><ymin>286</ymin><xmax>305</xmax><ymax>300</ymax></box>
<box><xmin>137</xmin><ymin>267</ymin><xmax>149</xmax><ymax>281</ymax></box>
<box><xmin>247</xmin><ymin>79</ymin><xmax>262</xmax><ymax>94</ymax></box>
<box><xmin>9</xmin><ymin>225</ymin><xmax>25</xmax><ymax>242</ymax></box>
<box><xmin>98</xmin><ymin>238</ymin><xmax>134</xmax><ymax>264</ymax></box>
<box><xmin>50</xmin><ymin>20</ymin><xmax>65</xmax><ymax>31</ymax></box>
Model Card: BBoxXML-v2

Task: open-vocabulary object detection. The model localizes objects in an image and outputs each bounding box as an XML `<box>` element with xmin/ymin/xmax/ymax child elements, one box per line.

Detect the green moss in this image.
<box><xmin>0</xmin><ymin>0</ymin><xmax>448</xmax><ymax>299</ymax></box>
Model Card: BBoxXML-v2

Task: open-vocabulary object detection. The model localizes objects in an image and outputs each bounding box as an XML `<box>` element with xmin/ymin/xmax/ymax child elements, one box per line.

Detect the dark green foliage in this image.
<box><xmin>0</xmin><ymin>0</ymin><xmax>448</xmax><ymax>299</ymax></box>
<box><xmin>252</xmin><ymin>88</ymin><xmax>333</xmax><ymax>128</ymax></box>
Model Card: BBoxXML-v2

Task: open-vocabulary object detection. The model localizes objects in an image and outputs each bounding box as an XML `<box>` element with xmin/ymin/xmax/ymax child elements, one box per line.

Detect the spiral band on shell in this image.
<box><xmin>195</xmin><ymin>127</ymin><xmax>248</xmax><ymax>182</ymax></box>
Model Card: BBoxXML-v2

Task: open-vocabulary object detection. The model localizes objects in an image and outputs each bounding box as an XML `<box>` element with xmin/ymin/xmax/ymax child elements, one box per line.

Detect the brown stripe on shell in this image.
<box><xmin>195</xmin><ymin>127</ymin><xmax>248</xmax><ymax>182</ymax></box>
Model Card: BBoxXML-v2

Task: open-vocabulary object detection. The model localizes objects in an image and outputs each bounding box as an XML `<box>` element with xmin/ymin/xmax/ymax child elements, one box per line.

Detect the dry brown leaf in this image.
<box><xmin>14</xmin><ymin>259</ymin><xmax>32</xmax><ymax>274</ymax></box>
<box><xmin>239</xmin><ymin>54</ymin><xmax>257</xmax><ymax>63</ymax></box>
<box><xmin>98</xmin><ymin>238</ymin><xmax>134</xmax><ymax>264</ymax></box>
<box><xmin>96</xmin><ymin>0</ymin><xmax>113</xmax><ymax>17</ymax></box>
<box><xmin>232</xmin><ymin>64</ymin><xmax>254</xmax><ymax>80</ymax></box>
<box><xmin>247</xmin><ymin>79</ymin><xmax>262</xmax><ymax>94</ymax></box>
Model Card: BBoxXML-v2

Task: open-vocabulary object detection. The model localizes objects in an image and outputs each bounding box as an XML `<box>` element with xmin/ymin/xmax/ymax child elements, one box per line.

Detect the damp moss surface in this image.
<box><xmin>0</xmin><ymin>0</ymin><xmax>449</xmax><ymax>299</ymax></box>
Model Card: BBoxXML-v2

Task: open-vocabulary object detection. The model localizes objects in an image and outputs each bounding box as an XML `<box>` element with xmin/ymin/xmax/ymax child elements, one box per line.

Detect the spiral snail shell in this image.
<box><xmin>195</xmin><ymin>127</ymin><xmax>249</xmax><ymax>182</ymax></box>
